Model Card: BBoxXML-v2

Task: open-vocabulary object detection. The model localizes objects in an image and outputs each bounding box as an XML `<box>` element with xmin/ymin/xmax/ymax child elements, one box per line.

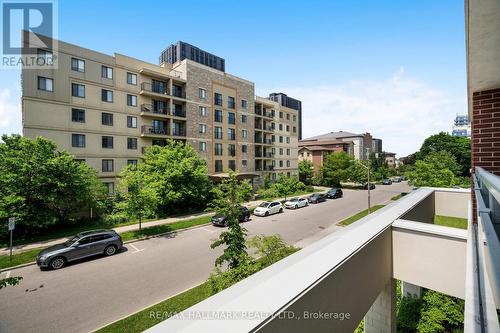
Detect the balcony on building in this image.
<box><xmin>140</xmin><ymin>103</ymin><xmax>169</xmax><ymax>118</ymax></box>
<box><xmin>171</xmin><ymin>83</ymin><xmax>186</xmax><ymax>99</ymax></box>
<box><xmin>140</xmin><ymin>81</ymin><xmax>171</xmax><ymax>99</ymax></box>
<box><xmin>141</xmin><ymin>124</ymin><xmax>170</xmax><ymax>137</ymax></box>
<box><xmin>172</xmin><ymin>103</ymin><xmax>186</xmax><ymax>118</ymax></box>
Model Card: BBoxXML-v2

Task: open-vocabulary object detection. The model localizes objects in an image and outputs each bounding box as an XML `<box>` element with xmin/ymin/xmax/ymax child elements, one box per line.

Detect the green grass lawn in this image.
<box><xmin>340</xmin><ymin>205</ymin><xmax>386</xmax><ymax>226</ymax></box>
<box><xmin>434</xmin><ymin>215</ymin><xmax>468</xmax><ymax>229</ymax></box>
<box><xmin>0</xmin><ymin>248</ymin><xmax>41</xmax><ymax>270</ymax></box>
<box><xmin>391</xmin><ymin>192</ymin><xmax>409</xmax><ymax>201</ymax></box>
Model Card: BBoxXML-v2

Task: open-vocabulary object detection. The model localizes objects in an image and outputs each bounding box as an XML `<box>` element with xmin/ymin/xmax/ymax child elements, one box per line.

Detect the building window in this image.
<box><xmin>199</xmin><ymin>88</ymin><xmax>206</xmax><ymax>99</ymax></box>
<box><xmin>287</xmin><ymin>148</ymin><xmax>290</xmax><ymax>155</ymax></box>
<box><xmin>228</xmin><ymin>128</ymin><xmax>236</xmax><ymax>140</ymax></box>
<box><xmin>101</xmin><ymin>65</ymin><xmax>113</xmax><ymax>79</ymax></box>
<box><xmin>102</xmin><ymin>136</ymin><xmax>114</xmax><ymax>149</ymax></box>
<box><xmin>242</xmin><ymin>160</ymin><xmax>247</xmax><ymax>167</ymax></box>
<box><xmin>214</xmin><ymin>93</ymin><xmax>222</xmax><ymax>106</ymax></box>
<box><xmin>214</xmin><ymin>110</ymin><xmax>222</xmax><ymax>122</ymax></box>
<box><xmin>127</xmin><ymin>116</ymin><xmax>137</xmax><ymax>128</ymax></box>
<box><xmin>272</xmin><ymin>122</ymin><xmax>275</xmax><ymax>130</ymax></box>
<box><xmin>199</xmin><ymin>106</ymin><xmax>207</xmax><ymax>116</ymax></box>
<box><xmin>293</xmin><ymin>115</ymin><xmax>296</xmax><ymax>122</ymax></box>
<box><xmin>199</xmin><ymin>124</ymin><xmax>207</xmax><ymax>134</ymax></box>
<box><xmin>241</xmin><ymin>99</ymin><xmax>248</xmax><ymax>109</ymax></box>
<box><xmin>286</xmin><ymin>113</ymin><xmax>290</xmax><ymax>120</ymax></box>
<box><xmin>127</xmin><ymin>72</ymin><xmax>137</xmax><ymax>85</ymax></box>
<box><xmin>127</xmin><ymin>138</ymin><xmax>138</xmax><ymax>150</ymax></box>
<box><xmin>127</xmin><ymin>159</ymin><xmax>138</xmax><ymax>167</ymax></box>
<box><xmin>279</xmin><ymin>124</ymin><xmax>283</xmax><ymax>131</ymax></box>
<box><xmin>286</xmin><ymin>137</ymin><xmax>290</xmax><ymax>144</ymax></box>
<box><xmin>72</xmin><ymin>83</ymin><xmax>85</xmax><ymax>97</ymax></box>
<box><xmin>227</xmin><ymin>96</ymin><xmax>235</xmax><ymax>109</ymax></box>
<box><xmin>37</xmin><ymin>48</ymin><xmax>52</xmax><ymax>62</ymax></box>
<box><xmin>71</xmin><ymin>108</ymin><xmax>85</xmax><ymax>123</ymax></box>
<box><xmin>272</xmin><ymin>135</ymin><xmax>276</xmax><ymax>142</ymax></box>
<box><xmin>215</xmin><ymin>160</ymin><xmax>223</xmax><ymax>172</ymax></box>
<box><xmin>127</xmin><ymin>94</ymin><xmax>137</xmax><ymax>107</ymax></box>
<box><xmin>279</xmin><ymin>148</ymin><xmax>283</xmax><ymax>155</ymax></box>
<box><xmin>37</xmin><ymin>77</ymin><xmax>53</xmax><ymax>92</ymax></box>
<box><xmin>279</xmin><ymin>136</ymin><xmax>283</xmax><ymax>143</ymax></box>
<box><xmin>279</xmin><ymin>111</ymin><xmax>283</xmax><ymax>118</ymax></box>
<box><xmin>242</xmin><ymin>144</ymin><xmax>248</xmax><ymax>153</ymax></box>
<box><xmin>102</xmin><ymin>159</ymin><xmax>114</xmax><ymax>172</ymax></box>
<box><xmin>286</xmin><ymin>125</ymin><xmax>290</xmax><ymax>132</ymax></box>
<box><xmin>71</xmin><ymin>134</ymin><xmax>85</xmax><ymax>148</ymax></box>
<box><xmin>287</xmin><ymin>160</ymin><xmax>291</xmax><ymax>167</ymax></box>
<box><xmin>228</xmin><ymin>144</ymin><xmax>236</xmax><ymax>157</ymax></box>
<box><xmin>228</xmin><ymin>112</ymin><xmax>235</xmax><ymax>124</ymax></box>
<box><xmin>101</xmin><ymin>89</ymin><xmax>113</xmax><ymax>102</ymax></box>
<box><xmin>241</xmin><ymin>114</ymin><xmax>247</xmax><ymax>123</ymax></box>
<box><xmin>293</xmin><ymin>126</ymin><xmax>297</xmax><ymax>133</ymax></box>
<box><xmin>102</xmin><ymin>112</ymin><xmax>113</xmax><ymax>126</ymax></box>
<box><xmin>242</xmin><ymin>129</ymin><xmax>248</xmax><ymax>139</ymax></box>
<box><xmin>214</xmin><ymin>127</ymin><xmax>223</xmax><ymax>139</ymax></box>
<box><xmin>71</xmin><ymin>58</ymin><xmax>85</xmax><ymax>72</ymax></box>
<box><xmin>199</xmin><ymin>142</ymin><xmax>207</xmax><ymax>152</ymax></box>
<box><xmin>214</xmin><ymin>143</ymin><xmax>223</xmax><ymax>155</ymax></box>
<box><xmin>279</xmin><ymin>160</ymin><xmax>284</xmax><ymax>168</ymax></box>
<box><xmin>103</xmin><ymin>182</ymin><xmax>115</xmax><ymax>194</ymax></box>
<box><xmin>228</xmin><ymin>160</ymin><xmax>236</xmax><ymax>171</ymax></box>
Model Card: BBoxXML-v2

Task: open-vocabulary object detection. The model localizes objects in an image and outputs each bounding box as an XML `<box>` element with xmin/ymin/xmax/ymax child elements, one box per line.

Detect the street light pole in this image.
<box><xmin>365</xmin><ymin>147</ymin><xmax>372</xmax><ymax>214</ymax></box>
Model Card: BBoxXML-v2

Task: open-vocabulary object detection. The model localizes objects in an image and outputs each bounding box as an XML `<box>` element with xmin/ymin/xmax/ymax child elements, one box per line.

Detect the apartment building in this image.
<box><xmin>21</xmin><ymin>33</ymin><xmax>301</xmax><ymax>192</ymax></box>
<box><xmin>300</xmin><ymin>131</ymin><xmax>378</xmax><ymax>160</ymax></box>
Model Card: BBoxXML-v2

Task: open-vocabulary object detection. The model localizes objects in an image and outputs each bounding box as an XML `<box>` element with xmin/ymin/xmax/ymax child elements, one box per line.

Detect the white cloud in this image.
<box><xmin>0</xmin><ymin>87</ymin><xmax>22</xmax><ymax>135</ymax></box>
<box><xmin>259</xmin><ymin>68</ymin><xmax>466</xmax><ymax>157</ymax></box>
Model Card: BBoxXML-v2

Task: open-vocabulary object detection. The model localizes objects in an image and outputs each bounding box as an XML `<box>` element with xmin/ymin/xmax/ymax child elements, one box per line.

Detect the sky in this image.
<box><xmin>0</xmin><ymin>0</ymin><xmax>467</xmax><ymax>156</ymax></box>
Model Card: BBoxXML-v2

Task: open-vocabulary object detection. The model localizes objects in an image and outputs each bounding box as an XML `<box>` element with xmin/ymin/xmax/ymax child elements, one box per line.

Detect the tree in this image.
<box><xmin>118</xmin><ymin>166</ymin><xmax>159</xmax><ymax>231</ymax></box>
<box><xmin>320</xmin><ymin>152</ymin><xmax>352</xmax><ymax>186</ymax></box>
<box><xmin>138</xmin><ymin>141</ymin><xmax>211</xmax><ymax>215</ymax></box>
<box><xmin>298</xmin><ymin>160</ymin><xmax>314</xmax><ymax>184</ymax></box>
<box><xmin>0</xmin><ymin>135</ymin><xmax>107</xmax><ymax>234</ymax></box>
<box><xmin>417</xmin><ymin>132</ymin><xmax>471</xmax><ymax>176</ymax></box>
<box><xmin>209</xmin><ymin>172</ymin><xmax>249</xmax><ymax>269</ymax></box>
<box><xmin>406</xmin><ymin>151</ymin><xmax>461</xmax><ymax>187</ymax></box>
<box><xmin>348</xmin><ymin>160</ymin><xmax>369</xmax><ymax>184</ymax></box>
<box><xmin>416</xmin><ymin>290</ymin><xmax>464</xmax><ymax>333</ymax></box>
<box><xmin>274</xmin><ymin>175</ymin><xmax>299</xmax><ymax>201</ymax></box>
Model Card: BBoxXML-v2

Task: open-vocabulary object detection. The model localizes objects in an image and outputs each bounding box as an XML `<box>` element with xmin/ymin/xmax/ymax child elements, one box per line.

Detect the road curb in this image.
<box><xmin>0</xmin><ymin>261</ymin><xmax>37</xmax><ymax>273</ymax></box>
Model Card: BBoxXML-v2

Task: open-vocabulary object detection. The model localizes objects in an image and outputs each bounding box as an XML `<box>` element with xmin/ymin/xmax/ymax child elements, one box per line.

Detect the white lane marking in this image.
<box><xmin>129</xmin><ymin>243</ymin><xmax>144</xmax><ymax>253</ymax></box>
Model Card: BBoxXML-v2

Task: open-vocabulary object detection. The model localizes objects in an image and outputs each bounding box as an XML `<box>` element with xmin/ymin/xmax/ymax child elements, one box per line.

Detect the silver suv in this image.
<box><xmin>36</xmin><ymin>229</ymin><xmax>123</xmax><ymax>270</ymax></box>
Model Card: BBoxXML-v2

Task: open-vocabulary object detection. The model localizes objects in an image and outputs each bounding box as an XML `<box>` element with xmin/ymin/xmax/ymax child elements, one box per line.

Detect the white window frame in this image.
<box><xmin>199</xmin><ymin>106</ymin><xmax>207</xmax><ymax>116</ymax></box>
<box><xmin>199</xmin><ymin>88</ymin><xmax>207</xmax><ymax>99</ymax></box>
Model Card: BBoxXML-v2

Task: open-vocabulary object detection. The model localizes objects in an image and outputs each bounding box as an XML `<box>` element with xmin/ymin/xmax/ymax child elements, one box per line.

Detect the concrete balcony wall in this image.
<box><xmin>435</xmin><ymin>190</ymin><xmax>470</xmax><ymax>219</ymax></box>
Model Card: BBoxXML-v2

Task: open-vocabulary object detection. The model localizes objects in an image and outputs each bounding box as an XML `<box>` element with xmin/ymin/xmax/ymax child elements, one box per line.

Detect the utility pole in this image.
<box><xmin>365</xmin><ymin>148</ymin><xmax>372</xmax><ymax>214</ymax></box>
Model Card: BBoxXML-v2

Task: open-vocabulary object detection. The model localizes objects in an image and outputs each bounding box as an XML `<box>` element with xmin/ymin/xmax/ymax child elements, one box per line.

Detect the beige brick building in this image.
<box><xmin>22</xmin><ymin>34</ymin><xmax>301</xmax><ymax>192</ymax></box>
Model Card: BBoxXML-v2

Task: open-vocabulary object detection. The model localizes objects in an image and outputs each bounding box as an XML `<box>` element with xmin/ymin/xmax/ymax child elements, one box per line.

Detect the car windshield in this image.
<box><xmin>310</xmin><ymin>194</ymin><xmax>318</xmax><ymax>197</ymax></box>
<box><xmin>259</xmin><ymin>202</ymin><xmax>271</xmax><ymax>208</ymax></box>
<box><xmin>288</xmin><ymin>198</ymin><xmax>299</xmax><ymax>202</ymax></box>
<box><xmin>330</xmin><ymin>188</ymin><xmax>338</xmax><ymax>192</ymax></box>
<box><xmin>63</xmin><ymin>236</ymin><xmax>80</xmax><ymax>246</ymax></box>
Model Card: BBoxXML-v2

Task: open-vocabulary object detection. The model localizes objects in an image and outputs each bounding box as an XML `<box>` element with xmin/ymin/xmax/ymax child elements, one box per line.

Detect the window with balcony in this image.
<box><xmin>37</xmin><ymin>77</ymin><xmax>53</xmax><ymax>92</ymax></box>
<box><xmin>199</xmin><ymin>88</ymin><xmax>206</xmax><ymax>99</ymax></box>
<box><xmin>214</xmin><ymin>160</ymin><xmax>223</xmax><ymax>172</ymax></box>
<box><xmin>214</xmin><ymin>127</ymin><xmax>223</xmax><ymax>139</ymax></box>
<box><xmin>228</xmin><ymin>128</ymin><xmax>236</xmax><ymax>140</ymax></box>
<box><xmin>214</xmin><ymin>110</ymin><xmax>223</xmax><ymax>122</ymax></box>
<box><xmin>228</xmin><ymin>112</ymin><xmax>235</xmax><ymax>124</ymax></box>
<box><xmin>172</xmin><ymin>84</ymin><xmax>183</xmax><ymax>98</ymax></box>
<box><xmin>72</xmin><ymin>83</ymin><xmax>85</xmax><ymax>97</ymax></box>
<box><xmin>71</xmin><ymin>58</ymin><xmax>85</xmax><ymax>72</ymax></box>
<box><xmin>102</xmin><ymin>159</ymin><xmax>114</xmax><ymax>172</ymax></box>
<box><xmin>101</xmin><ymin>65</ymin><xmax>113</xmax><ymax>79</ymax></box>
<box><xmin>102</xmin><ymin>136</ymin><xmax>114</xmax><ymax>149</ymax></box>
<box><xmin>228</xmin><ymin>160</ymin><xmax>236</xmax><ymax>171</ymax></box>
<box><xmin>173</xmin><ymin>104</ymin><xmax>185</xmax><ymax>117</ymax></box>
<box><xmin>228</xmin><ymin>96</ymin><xmax>235</xmax><ymax>109</ymax></box>
<box><xmin>127</xmin><ymin>94</ymin><xmax>137</xmax><ymax>107</ymax></box>
<box><xmin>102</xmin><ymin>112</ymin><xmax>113</xmax><ymax>126</ymax></box>
<box><xmin>101</xmin><ymin>89</ymin><xmax>113</xmax><ymax>103</ymax></box>
<box><xmin>71</xmin><ymin>108</ymin><xmax>85</xmax><ymax>123</ymax></box>
<box><xmin>127</xmin><ymin>72</ymin><xmax>137</xmax><ymax>85</ymax></box>
<box><xmin>153</xmin><ymin>100</ymin><xmax>167</xmax><ymax>113</ymax></box>
<box><xmin>127</xmin><ymin>116</ymin><xmax>137</xmax><ymax>128</ymax></box>
<box><xmin>127</xmin><ymin>138</ymin><xmax>138</xmax><ymax>150</ymax></box>
<box><xmin>214</xmin><ymin>93</ymin><xmax>223</xmax><ymax>106</ymax></box>
<box><xmin>199</xmin><ymin>106</ymin><xmax>207</xmax><ymax>116</ymax></box>
<box><xmin>214</xmin><ymin>143</ymin><xmax>223</xmax><ymax>156</ymax></box>
<box><xmin>199</xmin><ymin>142</ymin><xmax>207</xmax><ymax>152</ymax></box>
<box><xmin>228</xmin><ymin>144</ymin><xmax>236</xmax><ymax>157</ymax></box>
<box><xmin>152</xmin><ymin>79</ymin><xmax>167</xmax><ymax>94</ymax></box>
<box><xmin>71</xmin><ymin>134</ymin><xmax>85</xmax><ymax>148</ymax></box>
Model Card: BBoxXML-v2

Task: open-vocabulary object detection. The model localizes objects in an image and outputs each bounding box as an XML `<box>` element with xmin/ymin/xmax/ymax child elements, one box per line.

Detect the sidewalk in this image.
<box><xmin>0</xmin><ymin>188</ymin><xmax>328</xmax><ymax>256</ymax></box>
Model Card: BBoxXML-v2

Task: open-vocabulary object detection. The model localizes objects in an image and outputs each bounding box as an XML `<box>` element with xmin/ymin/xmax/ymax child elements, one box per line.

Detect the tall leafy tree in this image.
<box><xmin>210</xmin><ymin>172</ymin><xmax>248</xmax><ymax>269</ymax></box>
<box><xmin>274</xmin><ymin>175</ymin><xmax>301</xmax><ymax>201</ymax></box>
<box><xmin>407</xmin><ymin>151</ymin><xmax>460</xmax><ymax>187</ymax></box>
<box><xmin>417</xmin><ymin>132</ymin><xmax>471</xmax><ymax>176</ymax></box>
<box><xmin>139</xmin><ymin>141</ymin><xmax>211</xmax><ymax>214</ymax></box>
<box><xmin>320</xmin><ymin>152</ymin><xmax>352</xmax><ymax>186</ymax></box>
<box><xmin>298</xmin><ymin>160</ymin><xmax>314</xmax><ymax>184</ymax></box>
<box><xmin>0</xmin><ymin>135</ymin><xmax>106</xmax><ymax>233</ymax></box>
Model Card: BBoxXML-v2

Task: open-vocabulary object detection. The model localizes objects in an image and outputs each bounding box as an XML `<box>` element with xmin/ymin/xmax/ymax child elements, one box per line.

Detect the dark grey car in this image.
<box><xmin>36</xmin><ymin>229</ymin><xmax>123</xmax><ymax>270</ymax></box>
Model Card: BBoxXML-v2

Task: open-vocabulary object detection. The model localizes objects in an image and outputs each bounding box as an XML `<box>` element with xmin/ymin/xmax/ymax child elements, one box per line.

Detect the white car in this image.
<box><xmin>284</xmin><ymin>197</ymin><xmax>308</xmax><ymax>209</ymax></box>
<box><xmin>253</xmin><ymin>201</ymin><xmax>283</xmax><ymax>217</ymax></box>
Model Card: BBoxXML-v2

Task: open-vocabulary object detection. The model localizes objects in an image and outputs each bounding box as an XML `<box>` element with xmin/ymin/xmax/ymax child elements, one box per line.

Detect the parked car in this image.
<box><xmin>382</xmin><ymin>179</ymin><xmax>393</xmax><ymax>185</ymax></box>
<box><xmin>363</xmin><ymin>182</ymin><xmax>376</xmax><ymax>190</ymax></box>
<box><xmin>307</xmin><ymin>193</ymin><xmax>327</xmax><ymax>204</ymax></box>
<box><xmin>392</xmin><ymin>176</ymin><xmax>402</xmax><ymax>183</ymax></box>
<box><xmin>284</xmin><ymin>197</ymin><xmax>309</xmax><ymax>209</ymax></box>
<box><xmin>36</xmin><ymin>230</ymin><xmax>123</xmax><ymax>270</ymax></box>
<box><xmin>253</xmin><ymin>201</ymin><xmax>283</xmax><ymax>216</ymax></box>
<box><xmin>326</xmin><ymin>188</ymin><xmax>343</xmax><ymax>199</ymax></box>
<box><xmin>211</xmin><ymin>206</ymin><xmax>250</xmax><ymax>226</ymax></box>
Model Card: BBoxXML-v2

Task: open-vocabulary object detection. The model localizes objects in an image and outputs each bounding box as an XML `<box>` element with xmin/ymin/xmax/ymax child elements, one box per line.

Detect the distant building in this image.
<box><xmin>372</xmin><ymin>138</ymin><xmax>383</xmax><ymax>155</ymax></box>
<box><xmin>384</xmin><ymin>152</ymin><xmax>397</xmax><ymax>168</ymax></box>
<box><xmin>451</xmin><ymin>114</ymin><xmax>471</xmax><ymax>137</ymax></box>
<box><xmin>300</xmin><ymin>131</ymin><xmax>373</xmax><ymax>160</ymax></box>
<box><xmin>298</xmin><ymin>140</ymin><xmax>352</xmax><ymax>170</ymax></box>
<box><xmin>159</xmin><ymin>41</ymin><xmax>225</xmax><ymax>72</ymax></box>
<box><xmin>268</xmin><ymin>93</ymin><xmax>303</xmax><ymax>140</ymax></box>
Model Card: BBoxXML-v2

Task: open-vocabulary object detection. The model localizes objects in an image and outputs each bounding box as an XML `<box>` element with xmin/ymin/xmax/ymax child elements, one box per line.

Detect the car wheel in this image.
<box><xmin>49</xmin><ymin>257</ymin><xmax>66</xmax><ymax>270</ymax></box>
<box><xmin>244</xmin><ymin>215</ymin><xmax>249</xmax><ymax>222</ymax></box>
<box><xmin>295</xmin><ymin>205</ymin><xmax>298</xmax><ymax>209</ymax></box>
<box><xmin>306</xmin><ymin>202</ymin><xmax>309</xmax><ymax>206</ymax></box>
<box><xmin>265</xmin><ymin>211</ymin><xmax>269</xmax><ymax>217</ymax></box>
<box><xmin>104</xmin><ymin>245</ymin><xmax>118</xmax><ymax>256</ymax></box>
<box><xmin>279</xmin><ymin>208</ymin><xmax>283</xmax><ymax>213</ymax></box>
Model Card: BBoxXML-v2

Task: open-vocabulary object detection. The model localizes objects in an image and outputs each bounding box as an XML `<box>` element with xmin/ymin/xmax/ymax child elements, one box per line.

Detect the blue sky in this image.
<box><xmin>0</xmin><ymin>0</ymin><xmax>466</xmax><ymax>156</ymax></box>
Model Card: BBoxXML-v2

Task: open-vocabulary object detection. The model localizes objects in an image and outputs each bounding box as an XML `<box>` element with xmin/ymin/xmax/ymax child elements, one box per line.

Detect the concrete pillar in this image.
<box><xmin>401</xmin><ymin>281</ymin><xmax>422</xmax><ymax>298</ymax></box>
<box><xmin>364</xmin><ymin>279</ymin><xmax>396</xmax><ymax>333</ymax></box>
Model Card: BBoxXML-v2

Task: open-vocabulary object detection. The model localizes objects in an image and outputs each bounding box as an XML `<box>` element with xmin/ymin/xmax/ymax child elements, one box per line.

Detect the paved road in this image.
<box><xmin>0</xmin><ymin>182</ymin><xmax>410</xmax><ymax>333</ymax></box>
